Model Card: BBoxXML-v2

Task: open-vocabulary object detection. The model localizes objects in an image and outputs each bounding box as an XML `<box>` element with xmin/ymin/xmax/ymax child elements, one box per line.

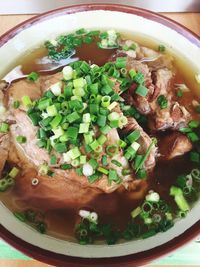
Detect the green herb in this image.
<box><xmin>16</xmin><ymin>135</ymin><xmax>27</xmax><ymax>144</ymax></box>
<box><xmin>176</xmin><ymin>89</ymin><xmax>183</xmax><ymax>97</ymax></box>
<box><xmin>0</xmin><ymin>122</ymin><xmax>9</xmax><ymax>133</ymax></box>
<box><xmin>158</xmin><ymin>44</ymin><xmax>165</xmax><ymax>52</ymax></box>
<box><xmin>135</xmin><ymin>85</ymin><xmax>148</xmax><ymax>97</ymax></box>
<box><xmin>27</xmin><ymin>72</ymin><xmax>39</xmax><ymax>82</ymax></box>
<box><xmin>13</xmin><ymin>100</ymin><xmax>20</xmax><ymax>109</ymax></box>
<box><xmin>157</xmin><ymin>95</ymin><xmax>168</xmax><ymax>109</ymax></box>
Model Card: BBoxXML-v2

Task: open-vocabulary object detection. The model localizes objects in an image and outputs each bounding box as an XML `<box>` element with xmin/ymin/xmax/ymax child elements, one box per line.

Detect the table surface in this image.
<box><xmin>0</xmin><ymin>12</ymin><xmax>200</xmax><ymax>267</ymax></box>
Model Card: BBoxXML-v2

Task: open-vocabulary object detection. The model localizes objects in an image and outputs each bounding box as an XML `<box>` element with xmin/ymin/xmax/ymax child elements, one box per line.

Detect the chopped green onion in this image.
<box><xmin>176</xmin><ymin>89</ymin><xmax>183</xmax><ymax>97</ymax></box>
<box><xmin>66</xmin><ymin>111</ymin><xmax>80</xmax><ymax>123</ymax></box>
<box><xmin>50</xmin><ymin>114</ymin><xmax>62</xmax><ymax>128</ymax></box>
<box><xmin>50</xmin><ymin>82</ymin><xmax>62</xmax><ymax>96</ymax></box>
<box><xmin>83</xmin><ymin>113</ymin><xmax>91</xmax><ymax>123</ymax></box>
<box><xmin>179</xmin><ymin>127</ymin><xmax>192</xmax><ymax>133</ymax></box>
<box><xmin>97</xmin><ymin>115</ymin><xmax>107</xmax><ymax>127</ymax></box>
<box><xmin>170</xmin><ymin>186</ymin><xmax>189</xmax><ymax>212</ymax></box>
<box><xmin>109</xmin><ymin>120</ymin><xmax>119</xmax><ymax>128</ymax></box>
<box><xmin>133</xmin><ymin>72</ymin><xmax>144</xmax><ymax>85</ymax></box>
<box><xmin>50</xmin><ymin>155</ymin><xmax>57</xmax><ymax>165</ymax></box>
<box><xmin>88</xmin><ymin>159</ymin><xmax>98</xmax><ymax>169</ymax></box>
<box><xmin>73</xmin><ymin>77</ymin><xmax>86</xmax><ymax>88</ymax></box>
<box><xmin>108</xmin><ymin>112</ymin><xmax>120</xmax><ymax>121</ymax></box>
<box><xmin>46</xmin><ymin>104</ymin><xmax>57</xmax><ymax>116</ymax></box>
<box><xmin>157</xmin><ymin>95</ymin><xmax>168</xmax><ymax>109</ymax></box>
<box><xmin>102</xmin><ymin>155</ymin><xmax>108</xmax><ymax>166</ymax></box>
<box><xmin>118</xmin><ymin>139</ymin><xmax>127</xmax><ymax>148</ymax></box>
<box><xmin>127</xmin><ymin>130</ymin><xmax>140</xmax><ymax>143</ymax></box>
<box><xmin>14</xmin><ymin>212</ymin><xmax>26</xmax><ymax>222</ymax></box>
<box><xmin>158</xmin><ymin>44</ymin><xmax>166</xmax><ymax>52</ymax></box>
<box><xmin>190</xmin><ymin>152</ymin><xmax>199</xmax><ymax>163</ymax></box>
<box><xmin>136</xmin><ymin>138</ymin><xmax>157</xmax><ymax>172</ymax></box>
<box><xmin>38</xmin><ymin>99</ymin><xmax>52</xmax><ymax>110</ymax></box>
<box><xmin>111</xmin><ymin>159</ymin><xmax>122</xmax><ymax>167</ymax></box>
<box><xmin>88</xmin><ymin>173</ymin><xmax>99</xmax><ymax>183</ymax></box>
<box><xmin>9</xmin><ymin>167</ymin><xmax>19</xmax><ymax>178</ymax></box>
<box><xmin>129</xmin><ymin>69</ymin><xmax>137</xmax><ymax>80</ymax></box>
<box><xmin>13</xmin><ymin>100</ymin><xmax>20</xmax><ymax>109</ymax></box>
<box><xmin>188</xmin><ymin>120</ymin><xmax>200</xmax><ymax>128</ymax></box>
<box><xmin>131</xmin><ymin>207</ymin><xmax>141</xmax><ymax>218</ymax></box>
<box><xmin>142</xmin><ymin>229</ymin><xmax>157</xmax><ymax>239</ymax></box>
<box><xmin>187</xmin><ymin>132</ymin><xmax>199</xmax><ymax>142</ymax></box>
<box><xmin>136</xmin><ymin>169</ymin><xmax>147</xmax><ymax>179</ymax></box>
<box><xmin>122</xmin><ymin>169</ymin><xmax>131</xmax><ymax>175</ymax></box>
<box><xmin>68</xmin><ymin>147</ymin><xmax>81</xmax><ymax>159</ymax></box>
<box><xmin>97</xmin><ymin>166</ymin><xmax>108</xmax><ymax>175</ymax></box>
<box><xmin>16</xmin><ymin>135</ymin><xmax>27</xmax><ymax>144</ymax></box>
<box><xmin>84</xmin><ymin>133</ymin><xmax>93</xmax><ymax>144</ymax></box>
<box><xmin>54</xmin><ymin>143</ymin><xmax>67</xmax><ymax>153</ymax></box>
<box><xmin>89</xmin><ymin>103</ymin><xmax>99</xmax><ymax>114</ymax></box>
<box><xmin>115</xmin><ymin>57</ymin><xmax>127</xmax><ymax>68</ymax></box>
<box><xmin>108</xmin><ymin>169</ymin><xmax>120</xmax><ymax>183</ymax></box>
<box><xmin>60</xmin><ymin>164</ymin><xmax>72</xmax><ymax>170</ymax></box>
<box><xmin>100</xmin><ymin>125</ymin><xmax>112</xmax><ymax>134</ymax></box>
<box><xmin>66</xmin><ymin>126</ymin><xmax>78</xmax><ymax>140</ymax></box>
<box><xmin>22</xmin><ymin>95</ymin><xmax>32</xmax><ymax>107</ymax></box>
<box><xmin>71</xmin><ymin>159</ymin><xmax>80</xmax><ymax>167</ymax></box>
<box><xmin>90</xmin><ymin>140</ymin><xmax>100</xmax><ymax>151</ymax></box>
<box><xmin>80</xmin><ymin>155</ymin><xmax>86</xmax><ymax>164</ymax></box>
<box><xmin>101</xmin><ymin>96</ymin><xmax>111</xmax><ymax>108</ymax></box>
<box><xmin>79</xmin><ymin>123</ymin><xmax>90</xmax><ymax>133</ymax></box>
<box><xmin>191</xmin><ymin>169</ymin><xmax>200</xmax><ymax>181</ymax></box>
<box><xmin>0</xmin><ymin>122</ymin><xmax>9</xmax><ymax>133</ymax></box>
<box><xmin>62</xmin><ymin>66</ymin><xmax>73</xmax><ymax>81</ymax></box>
<box><xmin>97</xmin><ymin>134</ymin><xmax>107</xmax><ymax>145</ymax></box>
<box><xmin>106</xmin><ymin>145</ymin><xmax>118</xmax><ymax>156</ymax></box>
<box><xmin>135</xmin><ymin>85</ymin><xmax>148</xmax><ymax>97</ymax></box>
<box><xmin>39</xmin><ymin>164</ymin><xmax>49</xmax><ymax>175</ymax></box>
<box><xmin>27</xmin><ymin>72</ymin><xmax>39</xmax><ymax>82</ymax></box>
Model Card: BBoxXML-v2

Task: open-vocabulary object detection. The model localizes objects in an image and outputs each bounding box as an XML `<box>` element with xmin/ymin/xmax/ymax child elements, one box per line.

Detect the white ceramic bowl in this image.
<box><xmin>0</xmin><ymin>4</ymin><xmax>200</xmax><ymax>266</ymax></box>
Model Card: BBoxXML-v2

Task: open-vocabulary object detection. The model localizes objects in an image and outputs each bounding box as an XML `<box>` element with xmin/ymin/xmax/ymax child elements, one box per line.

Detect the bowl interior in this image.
<box><xmin>0</xmin><ymin>7</ymin><xmax>200</xmax><ymax>259</ymax></box>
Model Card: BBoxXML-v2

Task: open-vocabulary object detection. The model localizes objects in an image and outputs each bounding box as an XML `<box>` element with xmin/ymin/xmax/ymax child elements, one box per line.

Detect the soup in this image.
<box><xmin>0</xmin><ymin>29</ymin><xmax>200</xmax><ymax>244</ymax></box>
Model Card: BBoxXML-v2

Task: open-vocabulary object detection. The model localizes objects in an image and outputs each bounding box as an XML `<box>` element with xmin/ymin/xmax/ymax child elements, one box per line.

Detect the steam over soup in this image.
<box><xmin>0</xmin><ymin>29</ymin><xmax>200</xmax><ymax>244</ymax></box>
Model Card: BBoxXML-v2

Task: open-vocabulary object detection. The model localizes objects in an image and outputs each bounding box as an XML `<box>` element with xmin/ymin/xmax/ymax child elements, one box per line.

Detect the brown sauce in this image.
<box><xmin>0</xmin><ymin>32</ymin><xmax>200</xmax><ymax>241</ymax></box>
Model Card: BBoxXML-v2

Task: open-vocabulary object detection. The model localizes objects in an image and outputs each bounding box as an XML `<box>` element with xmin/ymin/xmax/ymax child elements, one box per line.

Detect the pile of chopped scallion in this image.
<box><xmin>21</xmin><ymin>57</ymin><xmax>152</xmax><ymax>183</ymax></box>
<box><xmin>45</xmin><ymin>29</ymin><xmax>120</xmax><ymax>61</ymax></box>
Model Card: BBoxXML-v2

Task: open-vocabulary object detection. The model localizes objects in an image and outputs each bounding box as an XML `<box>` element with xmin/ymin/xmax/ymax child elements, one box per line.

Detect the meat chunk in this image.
<box><xmin>158</xmin><ymin>132</ymin><xmax>192</xmax><ymax>160</ymax></box>
<box><xmin>123</xmin><ymin>117</ymin><xmax>157</xmax><ymax>171</ymax></box>
<box><xmin>149</xmin><ymin>102</ymin><xmax>191</xmax><ymax>131</ymax></box>
<box><xmin>14</xmin><ymin>168</ymin><xmax>101</xmax><ymax>210</ymax></box>
<box><xmin>112</xmin><ymin>45</ymin><xmax>191</xmax><ymax>132</ymax></box>
<box><xmin>7</xmin><ymin>79</ymin><xmax>42</xmax><ymax>109</ymax></box>
<box><xmin>10</xmin><ymin>110</ymin><xmax>51</xmax><ymax>167</ymax></box>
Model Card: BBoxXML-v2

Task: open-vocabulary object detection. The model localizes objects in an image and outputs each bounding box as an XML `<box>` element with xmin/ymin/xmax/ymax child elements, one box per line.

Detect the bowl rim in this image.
<box><xmin>0</xmin><ymin>3</ymin><xmax>200</xmax><ymax>266</ymax></box>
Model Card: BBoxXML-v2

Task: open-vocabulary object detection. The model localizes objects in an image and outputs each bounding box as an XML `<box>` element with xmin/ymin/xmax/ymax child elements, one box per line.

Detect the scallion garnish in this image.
<box><xmin>0</xmin><ymin>122</ymin><xmax>9</xmax><ymax>133</ymax></box>
<box><xmin>157</xmin><ymin>95</ymin><xmax>168</xmax><ymax>109</ymax></box>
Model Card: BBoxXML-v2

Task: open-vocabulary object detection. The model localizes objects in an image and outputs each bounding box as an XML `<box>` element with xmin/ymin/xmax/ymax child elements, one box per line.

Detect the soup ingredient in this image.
<box><xmin>0</xmin><ymin>122</ymin><xmax>9</xmax><ymax>133</ymax></box>
<box><xmin>123</xmin><ymin>117</ymin><xmax>157</xmax><ymax>171</ymax></box>
<box><xmin>158</xmin><ymin>44</ymin><xmax>166</xmax><ymax>52</ymax></box>
<box><xmin>45</xmin><ymin>29</ymin><xmax>119</xmax><ymax>61</ymax></box>
<box><xmin>14</xmin><ymin>209</ymin><xmax>47</xmax><ymax>234</ymax></box>
<box><xmin>27</xmin><ymin>72</ymin><xmax>39</xmax><ymax>82</ymax></box>
<box><xmin>112</xmin><ymin>42</ymin><xmax>191</xmax><ymax>131</ymax></box>
<box><xmin>158</xmin><ymin>132</ymin><xmax>192</xmax><ymax>160</ymax></box>
<box><xmin>170</xmin><ymin>186</ymin><xmax>190</xmax><ymax>212</ymax></box>
<box><xmin>157</xmin><ymin>95</ymin><xmax>168</xmax><ymax>109</ymax></box>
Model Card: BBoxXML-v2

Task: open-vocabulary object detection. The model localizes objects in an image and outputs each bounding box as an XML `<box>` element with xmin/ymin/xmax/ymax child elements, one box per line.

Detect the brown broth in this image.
<box><xmin>1</xmin><ymin>32</ymin><xmax>200</xmax><ymax>241</ymax></box>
